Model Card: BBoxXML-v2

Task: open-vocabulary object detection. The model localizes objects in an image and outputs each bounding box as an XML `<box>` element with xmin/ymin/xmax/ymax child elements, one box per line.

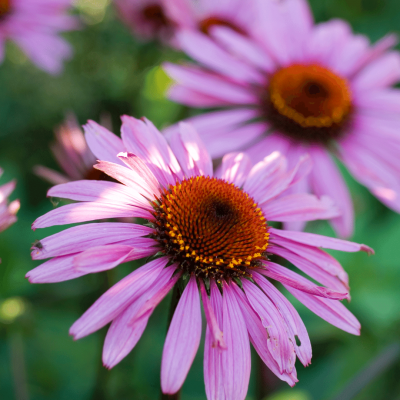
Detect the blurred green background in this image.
<box><xmin>1</xmin><ymin>0</ymin><xmax>400</xmax><ymax>399</ymax></box>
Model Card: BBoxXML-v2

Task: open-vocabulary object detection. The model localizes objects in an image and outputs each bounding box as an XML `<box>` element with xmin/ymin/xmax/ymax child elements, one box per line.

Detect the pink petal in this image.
<box><xmin>262</xmin><ymin>193</ymin><xmax>340</xmax><ymax>222</ymax></box>
<box><xmin>309</xmin><ymin>147</ymin><xmax>354</xmax><ymax>237</ymax></box>
<box><xmin>69</xmin><ymin>257</ymin><xmax>168</xmax><ymax>340</ymax></box>
<box><xmin>355</xmin><ymin>88</ymin><xmax>400</xmax><ymax>115</ymax></box>
<box><xmin>231</xmin><ymin>282</ymin><xmax>298</xmax><ymax>386</ymax></box>
<box><xmin>26</xmin><ymin>255</ymin><xmax>87</xmax><ymax>283</ymax></box>
<box><xmin>204</xmin><ymin>281</ymin><xmax>225</xmax><ymax>400</ymax></box>
<box><xmin>270</xmin><ymin>245</ymin><xmax>350</xmax><ymax>295</ymax></box>
<box><xmin>284</xmin><ymin>286</ymin><xmax>361</xmax><ymax>335</ymax></box>
<box><xmin>268</xmin><ymin>234</ymin><xmax>349</xmax><ymax>284</ymax></box>
<box><xmin>253</xmin><ymin>272</ymin><xmax>312</xmax><ymax>367</ymax></box>
<box><xmin>200</xmin><ymin>281</ymin><xmax>226</xmax><ymax>350</ymax></box>
<box><xmin>269</xmin><ymin>227</ymin><xmax>373</xmax><ymax>254</ymax></box>
<box><xmin>163</xmin><ymin>62</ymin><xmax>257</xmax><ymax>105</ymax></box>
<box><xmin>241</xmin><ymin>279</ymin><xmax>295</xmax><ymax>374</ymax></box>
<box><xmin>211</xmin><ymin>26</ymin><xmax>275</xmax><ymax>73</ymax></box>
<box><xmin>73</xmin><ymin>245</ymin><xmax>135</xmax><ymax>273</ymax></box>
<box><xmin>31</xmin><ymin>223</ymin><xmax>153</xmax><ymax>260</ymax></box>
<box><xmin>259</xmin><ymin>262</ymin><xmax>347</xmax><ymax>300</ymax></box>
<box><xmin>120</xmin><ymin>116</ymin><xmax>183</xmax><ymax>187</ymax></box>
<box><xmin>83</xmin><ymin>120</ymin><xmax>125</xmax><ymax>165</ymax></box>
<box><xmin>117</xmin><ymin>152</ymin><xmax>161</xmax><ymax>196</ymax></box>
<box><xmin>103</xmin><ymin>266</ymin><xmax>178</xmax><ymax>368</ymax></box>
<box><xmin>93</xmin><ymin>161</ymin><xmax>159</xmax><ymax>201</ymax></box>
<box><xmin>221</xmin><ymin>283</ymin><xmax>251</xmax><ymax>400</ymax></box>
<box><xmin>33</xmin><ymin>165</ymin><xmax>70</xmax><ymax>185</ymax></box>
<box><xmin>161</xmin><ymin>276</ymin><xmax>202</xmax><ymax>394</ymax></box>
<box><xmin>48</xmin><ymin>180</ymin><xmax>150</xmax><ymax>208</ymax></box>
<box><xmin>217</xmin><ymin>152</ymin><xmax>252</xmax><ymax>188</ymax></box>
<box><xmin>32</xmin><ymin>201</ymin><xmax>151</xmax><ymax>229</ymax></box>
<box><xmin>168</xmin><ymin>122</ymin><xmax>213</xmax><ymax>178</ymax></box>
<box><xmin>352</xmin><ymin>51</ymin><xmax>400</xmax><ymax>91</ymax></box>
<box><xmin>176</xmin><ymin>30</ymin><xmax>263</xmax><ymax>84</ymax></box>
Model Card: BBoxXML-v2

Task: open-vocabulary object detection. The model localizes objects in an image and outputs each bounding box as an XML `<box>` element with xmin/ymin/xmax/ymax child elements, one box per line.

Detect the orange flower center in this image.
<box><xmin>266</xmin><ymin>64</ymin><xmax>352</xmax><ymax>143</ymax></box>
<box><xmin>0</xmin><ymin>0</ymin><xmax>11</xmax><ymax>18</ymax></box>
<box><xmin>142</xmin><ymin>4</ymin><xmax>168</xmax><ymax>29</ymax></box>
<box><xmin>199</xmin><ymin>16</ymin><xmax>245</xmax><ymax>36</ymax></box>
<box><xmin>151</xmin><ymin>176</ymin><xmax>269</xmax><ymax>281</ymax></box>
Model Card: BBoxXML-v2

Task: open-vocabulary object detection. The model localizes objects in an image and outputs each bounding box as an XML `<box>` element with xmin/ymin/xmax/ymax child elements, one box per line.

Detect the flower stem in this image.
<box><xmin>160</xmin><ymin>283</ymin><xmax>182</xmax><ymax>400</ymax></box>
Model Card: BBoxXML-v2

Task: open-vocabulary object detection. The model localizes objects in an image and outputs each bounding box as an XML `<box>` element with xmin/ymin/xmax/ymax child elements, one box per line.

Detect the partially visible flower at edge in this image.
<box><xmin>27</xmin><ymin>116</ymin><xmax>373</xmax><ymax>399</ymax></box>
<box><xmin>114</xmin><ymin>0</ymin><xmax>256</xmax><ymax>43</ymax></box>
<box><xmin>0</xmin><ymin>168</ymin><xmax>20</xmax><ymax>261</ymax></box>
<box><xmin>0</xmin><ymin>0</ymin><xmax>79</xmax><ymax>74</ymax></box>
<box><xmin>163</xmin><ymin>0</ymin><xmax>400</xmax><ymax>238</ymax></box>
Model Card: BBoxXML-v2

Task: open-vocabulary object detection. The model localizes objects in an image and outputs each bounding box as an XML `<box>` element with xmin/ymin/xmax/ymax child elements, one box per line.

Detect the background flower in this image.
<box><xmin>0</xmin><ymin>167</ymin><xmax>19</xmax><ymax>235</ymax></box>
<box><xmin>0</xmin><ymin>0</ymin><xmax>79</xmax><ymax>74</ymax></box>
<box><xmin>163</xmin><ymin>0</ymin><xmax>400</xmax><ymax>238</ymax></box>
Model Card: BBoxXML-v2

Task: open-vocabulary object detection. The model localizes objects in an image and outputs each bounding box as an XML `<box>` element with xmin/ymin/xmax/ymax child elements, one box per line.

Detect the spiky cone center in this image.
<box><xmin>199</xmin><ymin>16</ymin><xmax>245</xmax><ymax>36</ymax></box>
<box><xmin>150</xmin><ymin>176</ymin><xmax>269</xmax><ymax>281</ymax></box>
<box><xmin>0</xmin><ymin>0</ymin><xmax>11</xmax><ymax>18</ymax></box>
<box><xmin>265</xmin><ymin>64</ymin><xmax>352</xmax><ymax>144</ymax></box>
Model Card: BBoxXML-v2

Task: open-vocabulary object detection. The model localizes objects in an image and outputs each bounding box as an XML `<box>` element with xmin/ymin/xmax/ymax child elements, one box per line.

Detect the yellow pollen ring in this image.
<box><xmin>269</xmin><ymin>64</ymin><xmax>352</xmax><ymax>129</ymax></box>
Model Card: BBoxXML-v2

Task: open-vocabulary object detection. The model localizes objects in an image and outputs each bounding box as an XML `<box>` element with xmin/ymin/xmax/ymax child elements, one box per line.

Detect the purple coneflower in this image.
<box><xmin>163</xmin><ymin>0</ymin><xmax>400</xmax><ymax>237</ymax></box>
<box><xmin>27</xmin><ymin>116</ymin><xmax>372</xmax><ymax>399</ymax></box>
<box><xmin>0</xmin><ymin>0</ymin><xmax>79</xmax><ymax>74</ymax></box>
<box><xmin>34</xmin><ymin>114</ymin><xmax>105</xmax><ymax>185</ymax></box>
<box><xmin>0</xmin><ymin>167</ymin><xmax>19</xmax><ymax>238</ymax></box>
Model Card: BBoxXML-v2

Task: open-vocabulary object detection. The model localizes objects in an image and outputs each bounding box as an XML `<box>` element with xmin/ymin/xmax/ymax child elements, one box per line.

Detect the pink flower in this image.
<box><xmin>0</xmin><ymin>0</ymin><xmax>79</xmax><ymax>74</ymax></box>
<box><xmin>114</xmin><ymin>0</ymin><xmax>255</xmax><ymax>43</ymax></box>
<box><xmin>27</xmin><ymin>116</ymin><xmax>372</xmax><ymax>399</ymax></box>
<box><xmin>34</xmin><ymin>114</ymin><xmax>99</xmax><ymax>185</ymax></box>
<box><xmin>114</xmin><ymin>0</ymin><xmax>174</xmax><ymax>42</ymax></box>
<box><xmin>0</xmin><ymin>168</ymin><xmax>19</xmax><ymax>235</ymax></box>
<box><xmin>163</xmin><ymin>0</ymin><xmax>400</xmax><ymax>238</ymax></box>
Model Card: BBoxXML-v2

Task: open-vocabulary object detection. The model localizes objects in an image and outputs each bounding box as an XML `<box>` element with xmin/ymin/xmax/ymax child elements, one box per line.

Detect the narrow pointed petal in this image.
<box><xmin>103</xmin><ymin>266</ymin><xmax>177</xmax><ymax>368</ymax></box>
<box><xmin>231</xmin><ymin>283</ymin><xmax>298</xmax><ymax>386</ymax></box>
<box><xmin>161</xmin><ymin>276</ymin><xmax>202</xmax><ymax>394</ymax></box>
<box><xmin>252</xmin><ymin>272</ymin><xmax>312</xmax><ymax>367</ymax></box>
<box><xmin>217</xmin><ymin>152</ymin><xmax>252</xmax><ymax>188</ymax></box>
<box><xmin>269</xmin><ymin>228</ymin><xmax>373</xmax><ymax>254</ymax></box>
<box><xmin>221</xmin><ymin>283</ymin><xmax>251</xmax><ymax>400</ymax></box>
<box><xmin>69</xmin><ymin>258</ymin><xmax>168</xmax><ymax>340</ymax></box>
<box><xmin>200</xmin><ymin>281</ymin><xmax>226</xmax><ymax>350</ymax></box>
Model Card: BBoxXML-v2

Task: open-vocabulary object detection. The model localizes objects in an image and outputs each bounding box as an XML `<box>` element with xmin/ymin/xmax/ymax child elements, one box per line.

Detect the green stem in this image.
<box><xmin>160</xmin><ymin>283</ymin><xmax>182</xmax><ymax>400</ymax></box>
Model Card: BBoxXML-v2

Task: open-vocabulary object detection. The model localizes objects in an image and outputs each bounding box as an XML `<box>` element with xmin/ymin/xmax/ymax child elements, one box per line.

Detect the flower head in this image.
<box><xmin>114</xmin><ymin>0</ymin><xmax>255</xmax><ymax>43</ymax></box>
<box><xmin>0</xmin><ymin>168</ymin><xmax>19</xmax><ymax>236</ymax></box>
<box><xmin>34</xmin><ymin>114</ymin><xmax>104</xmax><ymax>185</ymax></box>
<box><xmin>163</xmin><ymin>0</ymin><xmax>400</xmax><ymax>237</ymax></box>
<box><xmin>27</xmin><ymin>116</ymin><xmax>372</xmax><ymax>398</ymax></box>
<box><xmin>0</xmin><ymin>0</ymin><xmax>79</xmax><ymax>74</ymax></box>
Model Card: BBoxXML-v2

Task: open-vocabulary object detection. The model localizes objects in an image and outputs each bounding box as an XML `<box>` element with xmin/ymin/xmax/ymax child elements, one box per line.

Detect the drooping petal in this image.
<box><xmin>221</xmin><ymin>283</ymin><xmax>251</xmax><ymax>400</ymax></box>
<box><xmin>285</xmin><ymin>286</ymin><xmax>361</xmax><ymax>335</ymax></box>
<box><xmin>200</xmin><ymin>281</ymin><xmax>226</xmax><ymax>350</ymax></box>
<box><xmin>241</xmin><ymin>279</ymin><xmax>295</xmax><ymax>374</ymax></box>
<box><xmin>231</xmin><ymin>282</ymin><xmax>298</xmax><ymax>386</ymax></box>
<box><xmin>31</xmin><ymin>223</ymin><xmax>153</xmax><ymax>260</ymax></box>
<box><xmin>253</xmin><ymin>272</ymin><xmax>312</xmax><ymax>367</ymax></box>
<box><xmin>269</xmin><ymin>228</ymin><xmax>373</xmax><ymax>254</ymax></box>
<box><xmin>103</xmin><ymin>266</ymin><xmax>178</xmax><ymax>368</ymax></box>
<box><xmin>259</xmin><ymin>262</ymin><xmax>347</xmax><ymax>300</ymax></box>
<box><xmin>69</xmin><ymin>258</ymin><xmax>168</xmax><ymax>340</ymax></box>
<box><xmin>161</xmin><ymin>276</ymin><xmax>202</xmax><ymax>394</ymax></box>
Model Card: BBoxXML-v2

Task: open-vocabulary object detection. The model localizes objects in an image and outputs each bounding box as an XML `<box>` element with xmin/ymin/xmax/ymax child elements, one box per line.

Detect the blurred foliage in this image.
<box><xmin>1</xmin><ymin>0</ymin><xmax>400</xmax><ymax>399</ymax></box>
